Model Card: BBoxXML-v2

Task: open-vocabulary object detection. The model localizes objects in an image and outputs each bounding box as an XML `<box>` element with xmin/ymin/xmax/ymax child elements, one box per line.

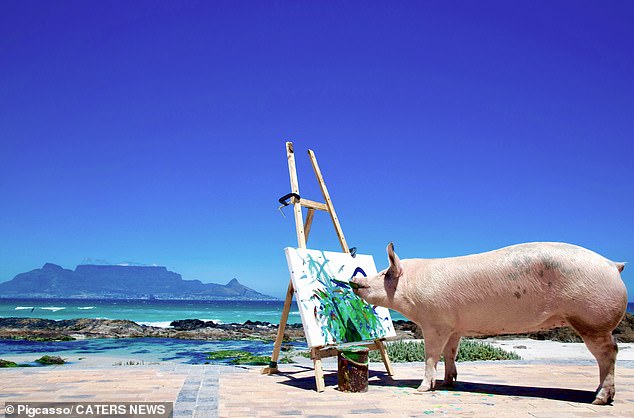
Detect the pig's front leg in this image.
<box><xmin>417</xmin><ymin>327</ymin><xmax>451</xmax><ymax>392</ymax></box>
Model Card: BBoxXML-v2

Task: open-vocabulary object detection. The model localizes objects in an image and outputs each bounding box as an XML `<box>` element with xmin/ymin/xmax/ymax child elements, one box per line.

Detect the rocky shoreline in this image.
<box><xmin>0</xmin><ymin>313</ymin><xmax>632</xmax><ymax>343</ymax></box>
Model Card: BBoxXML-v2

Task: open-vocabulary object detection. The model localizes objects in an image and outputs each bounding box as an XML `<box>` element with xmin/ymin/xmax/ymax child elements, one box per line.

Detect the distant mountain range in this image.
<box><xmin>0</xmin><ymin>263</ymin><xmax>276</xmax><ymax>300</ymax></box>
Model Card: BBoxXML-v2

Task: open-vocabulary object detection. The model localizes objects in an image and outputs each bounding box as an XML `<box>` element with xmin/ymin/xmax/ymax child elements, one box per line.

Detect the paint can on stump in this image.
<box><xmin>337</xmin><ymin>345</ymin><xmax>369</xmax><ymax>392</ymax></box>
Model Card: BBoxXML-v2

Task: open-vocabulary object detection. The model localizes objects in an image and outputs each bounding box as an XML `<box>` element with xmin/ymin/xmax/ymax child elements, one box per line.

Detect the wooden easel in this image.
<box><xmin>262</xmin><ymin>142</ymin><xmax>394</xmax><ymax>392</ymax></box>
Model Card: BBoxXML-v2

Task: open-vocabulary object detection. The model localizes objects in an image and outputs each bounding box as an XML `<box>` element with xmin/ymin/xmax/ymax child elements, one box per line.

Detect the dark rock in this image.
<box><xmin>0</xmin><ymin>317</ymin><xmax>305</xmax><ymax>342</ymax></box>
<box><xmin>3</xmin><ymin>313</ymin><xmax>630</xmax><ymax>344</ymax></box>
<box><xmin>614</xmin><ymin>312</ymin><xmax>634</xmax><ymax>343</ymax></box>
<box><xmin>170</xmin><ymin>319</ymin><xmax>207</xmax><ymax>331</ymax></box>
<box><xmin>392</xmin><ymin>319</ymin><xmax>423</xmax><ymax>339</ymax></box>
<box><xmin>0</xmin><ymin>318</ymin><xmax>58</xmax><ymax>330</ymax></box>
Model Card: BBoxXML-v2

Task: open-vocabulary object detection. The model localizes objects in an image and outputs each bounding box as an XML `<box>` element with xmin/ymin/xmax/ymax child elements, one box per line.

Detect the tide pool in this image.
<box><xmin>0</xmin><ymin>337</ymin><xmax>307</xmax><ymax>366</ymax></box>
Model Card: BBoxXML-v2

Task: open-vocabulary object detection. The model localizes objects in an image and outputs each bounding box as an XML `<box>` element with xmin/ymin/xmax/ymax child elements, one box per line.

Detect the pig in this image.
<box><xmin>351</xmin><ymin>242</ymin><xmax>627</xmax><ymax>405</ymax></box>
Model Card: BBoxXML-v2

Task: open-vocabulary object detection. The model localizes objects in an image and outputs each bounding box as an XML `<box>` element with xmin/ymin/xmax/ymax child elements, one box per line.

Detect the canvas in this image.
<box><xmin>285</xmin><ymin>247</ymin><xmax>396</xmax><ymax>348</ymax></box>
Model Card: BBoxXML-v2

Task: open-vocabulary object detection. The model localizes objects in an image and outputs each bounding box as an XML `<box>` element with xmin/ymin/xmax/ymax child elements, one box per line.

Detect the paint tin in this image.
<box><xmin>337</xmin><ymin>345</ymin><xmax>369</xmax><ymax>393</ymax></box>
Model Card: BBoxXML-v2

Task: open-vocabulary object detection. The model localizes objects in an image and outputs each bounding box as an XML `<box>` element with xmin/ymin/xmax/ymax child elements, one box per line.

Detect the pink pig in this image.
<box><xmin>351</xmin><ymin>242</ymin><xmax>627</xmax><ymax>405</ymax></box>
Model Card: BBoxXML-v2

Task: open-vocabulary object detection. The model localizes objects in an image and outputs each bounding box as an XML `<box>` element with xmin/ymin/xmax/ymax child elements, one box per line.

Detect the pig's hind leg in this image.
<box><xmin>580</xmin><ymin>332</ymin><xmax>618</xmax><ymax>405</ymax></box>
<box><xmin>417</xmin><ymin>327</ymin><xmax>451</xmax><ymax>392</ymax></box>
<box><xmin>439</xmin><ymin>333</ymin><xmax>461</xmax><ymax>387</ymax></box>
<box><xmin>568</xmin><ymin>317</ymin><xmax>618</xmax><ymax>405</ymax></box>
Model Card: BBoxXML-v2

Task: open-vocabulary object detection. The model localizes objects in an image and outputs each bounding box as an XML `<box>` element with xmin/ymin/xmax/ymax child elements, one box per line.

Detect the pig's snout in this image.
<box><xmin>349</xmin><ymin>278</ymin><xmax>369</xmax><ymax>294</ymax></box>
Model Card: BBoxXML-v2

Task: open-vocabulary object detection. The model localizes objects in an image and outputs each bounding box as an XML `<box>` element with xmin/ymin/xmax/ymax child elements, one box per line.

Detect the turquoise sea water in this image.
<box><xmin>0</xmin><ymin>298</ymin><xmax>310</xmax><ymax>327</ymax></box>
<box><xmin>0</xmin><ymin>337</ymin><xmax>307</xmax><ymax>366</ymax></box>
<box><xmin>0</xmin><ymin>298</ymin><xmax>628</xmax><ymax>325</ymax></box>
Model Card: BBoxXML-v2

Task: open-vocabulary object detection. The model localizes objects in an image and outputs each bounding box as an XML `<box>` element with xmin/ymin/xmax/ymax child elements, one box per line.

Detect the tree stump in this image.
<box><xmin>337</xmin><ymin>346</ymin><xmax>369</xmax><ymax>392</ymax></box>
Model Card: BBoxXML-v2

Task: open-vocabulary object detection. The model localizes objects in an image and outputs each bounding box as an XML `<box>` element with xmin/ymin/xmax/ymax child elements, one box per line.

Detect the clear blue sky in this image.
<box><xmin>1</xmin><ymin>1</ymin><xmax>632</xmax><ymax>300</ymax></box>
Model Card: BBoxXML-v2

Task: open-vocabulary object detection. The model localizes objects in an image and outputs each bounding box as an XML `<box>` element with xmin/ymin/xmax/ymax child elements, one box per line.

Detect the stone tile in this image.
<box><xmin>218</xmin><ymin>361</ymin><xmax>634</xmax><ymax>417</ymax></box>
<box><xmin>3</xmin><ymin>360</ymin><xmax>633</xmax><ymax>417</ymax></box>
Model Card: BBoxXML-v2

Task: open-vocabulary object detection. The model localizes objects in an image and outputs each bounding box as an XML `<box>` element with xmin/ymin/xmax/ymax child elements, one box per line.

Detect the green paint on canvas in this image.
<box><xmin>301</xmin><ymin>252</ymin><xmax>389</xmax><ymax>343</ymax></box>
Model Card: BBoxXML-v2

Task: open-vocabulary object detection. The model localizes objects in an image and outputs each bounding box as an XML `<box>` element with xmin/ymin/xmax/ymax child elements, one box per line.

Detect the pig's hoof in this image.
<box><xmin>416</xmin><ymin>381</ymin><xmax>433</xmax><ymax>392</ymax></box>
<box><xmin>592</xmin><ymin>391</ymin><xmax>613</xmax><ymax>405</ymax></box>
<box><xmin>592</xmin><ymin>386</ymin><xmax>614</xmax><ymax>405</ymax></box>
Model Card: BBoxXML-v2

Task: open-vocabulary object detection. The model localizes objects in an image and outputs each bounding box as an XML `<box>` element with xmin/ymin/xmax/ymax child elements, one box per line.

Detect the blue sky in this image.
<box><xmin>1</xmin><ymin>1</ymin><xmax>632</xmax><ymax>299</ymax></box>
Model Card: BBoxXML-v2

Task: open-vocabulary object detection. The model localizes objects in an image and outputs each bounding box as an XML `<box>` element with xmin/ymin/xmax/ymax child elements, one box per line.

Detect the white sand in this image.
<box><xmin>483</xmin><ymin>338</ymin><xmax>634</xmax><ymax>361</ymax></box>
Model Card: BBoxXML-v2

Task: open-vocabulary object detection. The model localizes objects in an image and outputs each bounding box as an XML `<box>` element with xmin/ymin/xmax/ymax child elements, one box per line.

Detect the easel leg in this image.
<box><xmin>311</xmin><ymin>347</ymin><xmax>326</xmax><ymax>392</ymax></box>
<box><xmin>262</xmin><ymin>281</ymin><xmax>293</xmax><ymax>374</ymax></box>
<box><xmin>376</xmin><ymin>339</ymin><xmax>394</xmax><ymax>376</ymax></box>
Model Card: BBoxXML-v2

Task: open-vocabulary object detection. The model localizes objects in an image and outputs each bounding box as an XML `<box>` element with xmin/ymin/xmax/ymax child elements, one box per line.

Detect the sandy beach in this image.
<box><xmin>485</xmin><ymin>337</ymin><xmax>634</xmax><ymax>362</ymax></box>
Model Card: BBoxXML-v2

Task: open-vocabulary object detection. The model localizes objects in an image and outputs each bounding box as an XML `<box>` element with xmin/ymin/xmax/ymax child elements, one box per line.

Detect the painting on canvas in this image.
<box><xmin>285</xmin><ymin>247</ymin><xmax>396</xmax><ymax>348</ymax></box>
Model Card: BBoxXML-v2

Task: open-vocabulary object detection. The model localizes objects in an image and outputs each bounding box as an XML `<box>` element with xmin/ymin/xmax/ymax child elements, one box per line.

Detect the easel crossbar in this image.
<box><xmin>298</xmin><ymin>198</ymin><xmax>328</xmax><ymax>212</ymax></box>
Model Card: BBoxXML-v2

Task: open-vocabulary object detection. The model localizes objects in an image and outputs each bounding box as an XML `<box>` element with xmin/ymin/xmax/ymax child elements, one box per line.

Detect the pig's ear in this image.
<box><xmin>386</xmin><ymin>242</ymin><xmax>403</xmax><ymax>278</ymax></box>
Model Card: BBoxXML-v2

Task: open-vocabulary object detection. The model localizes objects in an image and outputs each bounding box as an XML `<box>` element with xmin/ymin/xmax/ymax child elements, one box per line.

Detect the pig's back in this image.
<box><xmin>422</xmin><ymin>242</ymin><xmax>627</xmax><ymax>336</ymax></box>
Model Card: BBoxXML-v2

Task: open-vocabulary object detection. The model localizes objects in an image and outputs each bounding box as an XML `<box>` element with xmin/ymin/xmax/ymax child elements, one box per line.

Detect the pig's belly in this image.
<box><xmin>456</xmin><ymin>299</ymin><xmax>567</xmax><ymax>336</ymax></box>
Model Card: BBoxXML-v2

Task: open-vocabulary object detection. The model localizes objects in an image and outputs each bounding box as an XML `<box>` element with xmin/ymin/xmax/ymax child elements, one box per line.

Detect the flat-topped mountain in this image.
<box><xmin>0</xmin><ymin>263</ymin><xmax>275</xmax><ymax>300</ymax></box>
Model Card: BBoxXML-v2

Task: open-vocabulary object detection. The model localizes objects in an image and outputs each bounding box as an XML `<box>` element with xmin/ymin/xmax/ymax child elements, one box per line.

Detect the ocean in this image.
<box><xmin>0</xmin><ymin>298</ymin><xmax>629</xmax><ymax>326</ymax></box>
<box><xmin>0</xmin><ymin>299</ymin><xmax>631</xmax><ymax>365</ymax></box>
<box><xmin>0</xmin><ymin>298</ymin><xmax>309</xmax><ymax>327</ymax></box>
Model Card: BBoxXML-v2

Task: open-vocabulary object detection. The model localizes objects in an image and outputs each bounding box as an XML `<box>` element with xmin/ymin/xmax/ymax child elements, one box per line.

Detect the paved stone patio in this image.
<box><xmin>221</xmin><ymin>359</ymin><xmax>634</xmax><ymax>417</ymax></box>
<box><xmin>1</xmin><ymin>360</ymin><xmax>634</xmax><ymax>417</ymax></box>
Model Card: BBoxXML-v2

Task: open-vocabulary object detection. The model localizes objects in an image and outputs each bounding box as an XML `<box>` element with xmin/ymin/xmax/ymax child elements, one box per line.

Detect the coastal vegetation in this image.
<box><xmin>206</xmin><ymin>349</ymin><xmax>295</xmax><ymax>365</ymax></box>
<box><xmin>0</xmin><ymin>359</ymin><xmax>18</xmax><ymax>367</ymax></box>
<box><xmin>4</xmin><ymin>335</ymin><xmax>75</xmax><ymax>342</ymax></box>
<box><xmin>35</xmin><ymin>355</ymin><xmax>65</xmax><ymax>365</ymax></box>
<box><xmin>368</xmin><ymin>340</ymin><xmax>521</xmax><ymax>362</ymax></box>
<box><xmin>1</xmin><ymin>356</ymin><xmax>66</xmax><ymax>367</ymax></box>
<box><xmin>296</xmin><ymin>340</ymin><xmax>520</xmax><ymax>362</ymax></box>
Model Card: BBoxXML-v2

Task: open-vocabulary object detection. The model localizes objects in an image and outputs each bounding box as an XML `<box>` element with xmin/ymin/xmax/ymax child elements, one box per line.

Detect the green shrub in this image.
<box><xmin>233</xmin><ymin>355</ymin><xmax>270</xmax><ymax>365</ymax></box>
<box><xmin>369</xmin><ymin>340</ymin><xmax>426</xmax><ymax>363</ymax></box>
<box><xmin>35</xmin><ymin>355</ymin><xmax>65</xmax><ymax>365</ymax></box>
<box><xmin>0</xmin><ymin>359</ymin><xmax>18</xmax><ymax>368</ymax></box>
<box><xmin>206</xmin><ymin>350</ymin><xmax>274</xmax><ymax>365</ymax></box>
<box><xmin>35</xmin><ymin>336</ymin><xmax>75</xmax><ymax>342</ymax></box>
<box><xmin>456</xmin><ymin>340</ymin><xmax>521</xmax><ymax>361</ymax></box>
<box><xmin>368</xmin><ymin>339</ymin><xmax>521</xmax><ymax>363</ymax></box>
<box><xmin>206</xmin><ymin>350</ymin><xmax>251</xmax><ymax>361</ymax></box>
<box><xmin>279</xmin><ymin>354</ymin><xmax>295</xmax><ymax>364</ymax></box>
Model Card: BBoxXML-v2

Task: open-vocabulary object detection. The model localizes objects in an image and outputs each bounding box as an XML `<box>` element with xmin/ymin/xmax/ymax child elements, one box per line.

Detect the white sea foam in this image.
<box><xmin>40</xmin><ymin>307</ymin><xmax>65</xmax><ymax>312</ymax></box>
<box><xmin>78</xmin><ymin>307</ymin><xmax>96</xmax><ymax>310</ymax></box>
<box><xmin>15</xmin><ymin>306</ymin><xmax>34</xmax><ymax>310</ymax></box>
<box><xmin>138</xmin><ymin>321</ymin><xmax>174</xmax><ymax>328</ymax></box>
<box><xmin>137</xmin><ymin>318</ymin><xmax>222</xmax><ymax>328</ymax></box>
